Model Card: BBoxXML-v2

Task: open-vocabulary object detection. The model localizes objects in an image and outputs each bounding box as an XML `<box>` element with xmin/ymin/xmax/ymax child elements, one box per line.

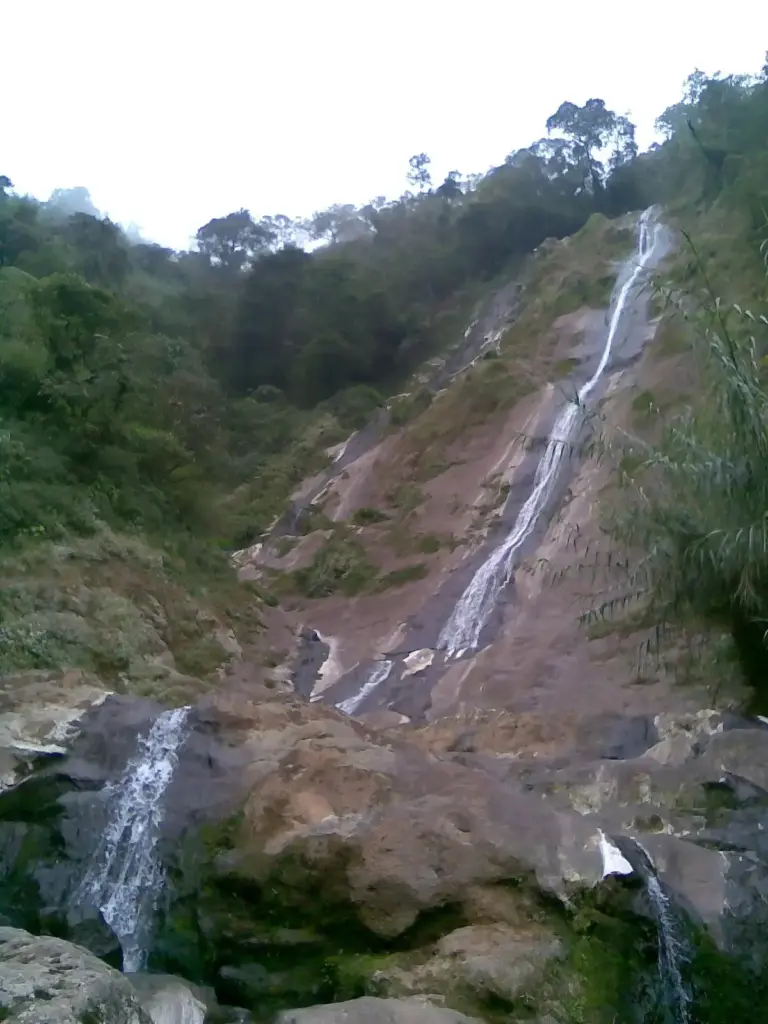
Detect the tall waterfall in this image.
<box><xmin>437</xmin><ymin>206</ymin><xmax>667</xmax><ymax>658</ymax></box>
<box><xmin>76</xmin><ymin>705</ymin><xmax>191</xmax><ymax>972</ymax></box>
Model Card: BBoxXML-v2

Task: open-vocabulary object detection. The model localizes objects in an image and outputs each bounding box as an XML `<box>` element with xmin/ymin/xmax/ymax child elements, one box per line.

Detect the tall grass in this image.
<box><xmin>585</xmin><ymin>237</ymin><xmax>768</xmax><ymax>693</ymax></box>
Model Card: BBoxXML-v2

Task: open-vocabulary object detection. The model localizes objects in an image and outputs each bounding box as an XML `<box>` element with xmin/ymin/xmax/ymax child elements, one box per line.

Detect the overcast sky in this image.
<box><xmin>5</xmin><ymin>2</ymin><xmax>766</xmax><ymax>249</ymax></box>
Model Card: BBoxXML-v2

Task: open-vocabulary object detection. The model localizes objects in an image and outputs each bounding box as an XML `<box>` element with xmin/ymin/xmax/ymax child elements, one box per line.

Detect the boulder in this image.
<box><xmin>128</xmin><ymin>974</ymin><xmax>208</xmax><ymax>1024</ymax></box>
<box><xmin>203</xmin><ymin>693</ymin><xmax>612</xmax><ymax>940</ymax></box>
<box><xmin>0</xmin><ymin>670</ymin><xmax>110</xmax><ymax>791</ymax></box>
<box><xmin>372</xmin><ymin>924</ymin><xmax>565</xmax><ymax>1004</ymax></box>
<box><xmin>276</xmin><ymin>997</ymin><xmax>483</xmax><ymax>1024</ymax></box>
<box><xmin>0</xmin><ymin>926</ymin><xmax>151</xmax><ymax>1023</ymax></box>
<box><xmin>699</xmin><ymin>728</ymin><xmax>768</xmax><ymax>792</ymax></box>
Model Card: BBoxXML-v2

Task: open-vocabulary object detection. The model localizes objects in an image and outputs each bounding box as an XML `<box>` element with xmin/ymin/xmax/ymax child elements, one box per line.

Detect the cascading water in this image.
<box><xmin>645</xmin><ymin>873</ymin><xmax>691</xmax><ymax>1024</ymax></box>
<box><xmin>611</xmin><ymin>836</ymin><xmax>692</xmax><ymax>1023</ymax></box>
<box><xmin>336</xmin><ymin>660</ymin><xmax>393</xmax><ymax>715</ymax></box>
<box><xmin>75</xmin><ymin>705</ymin><xmax>191</xmax><ymax>972</ymax></box>
<box><xmin>437</xmin><ymin>206</ymin><xmax>668</xmax><ymax>658</ymax></box>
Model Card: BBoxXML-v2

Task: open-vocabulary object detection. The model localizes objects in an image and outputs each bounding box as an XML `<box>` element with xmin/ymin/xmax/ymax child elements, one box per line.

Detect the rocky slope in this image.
<box><xmin>238</xmin><ymin>210</ymin><xmax>707</xmax><ymax>737</ymax></box>
<box><xmin>2</xmin><ymin>209</ymin><xmax>767</xmax><ymax>1023</ymax></box>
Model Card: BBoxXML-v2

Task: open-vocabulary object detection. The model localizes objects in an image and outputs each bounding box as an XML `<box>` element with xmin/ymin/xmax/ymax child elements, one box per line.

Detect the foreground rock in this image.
<box><xmin>0</xmin><ymin>670</ymin><xmax>110</xmax><ymax>792</ymax></box>
<box><xmin>3</xmin><ymin>690</ymin><xmax>768</xmax><ymax>1020</ymax></box>
<box><xmin>277</xmin><ymin>997</ymin><xmax>482</xmax><ymax>1024</ymax></box>
<box><xmin>127</xmin><ymin>975</ymin><xmax>209</xmax><ymax>1024</ymax></box>
<box><xmin>0</xmin><ymin>927</ymin><xmax>151</xmax><ymax>1024</ymax></box>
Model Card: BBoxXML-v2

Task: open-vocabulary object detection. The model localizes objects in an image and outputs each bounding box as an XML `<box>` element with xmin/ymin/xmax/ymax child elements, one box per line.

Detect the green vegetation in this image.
<box><xmin>352</xmin><ymin>506</ymin><xmax>390</xmax><ymax>526</ymax></box>
<box><xmin>290</xmin><ymin>535</ymin><xmax>376</xmax><ymax>598</ymax></box>
<box><xmin>545</xmin><ymin>66</ymin><xmax>768</xmax><ymax>709</ymax></box>
<box><xmin>1</xmin><ymin>65</ymin><xmax>767</xmax><ymax>704</ymax></box>
<box><xmin>0</xmin><ymin>94</ymin><xmax>646</xmax><ymax>648</ymax></box>
<box><xmin>590</xmin><ymin>272</ymin><xmax>768</xmax><ymax>699</ymax></box>
<box><xmin>373</xmin><ymin>563</ymin><xmax>429</xmax><ymax>590</ymax></box>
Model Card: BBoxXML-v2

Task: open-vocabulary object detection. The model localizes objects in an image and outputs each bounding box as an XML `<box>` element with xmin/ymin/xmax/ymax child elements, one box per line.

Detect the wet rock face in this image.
<box><xmin>6</xmin><ymin>690</ymin><xmax>768</xmax><ymax>1021</ymax></box>
<box><xmin>0</xmin><ymin>692</ymin><xmax>255</xmax><ymax>967</ymax></box>
<box><xmin>141</xmin><ymin>698</ymin><xmax>768</xmax><ymax>1018</ymax></box>
<box><xmin>0</xmin><ymin>927</ymin><xmax>152</xmax><ymax>1024</ymax></box>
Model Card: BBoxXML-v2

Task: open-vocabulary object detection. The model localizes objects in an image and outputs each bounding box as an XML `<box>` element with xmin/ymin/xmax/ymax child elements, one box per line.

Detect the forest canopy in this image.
<box><xmin>1</xmin><ymin>64</ymin><xmax>767</xmax><ymax>554</ymax></box>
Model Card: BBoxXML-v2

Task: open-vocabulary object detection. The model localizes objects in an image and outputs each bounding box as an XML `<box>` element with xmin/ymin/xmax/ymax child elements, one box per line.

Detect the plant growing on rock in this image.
<box><xmin>585</xmin><ymin>240</ymin><xmax>768</xmax><ymax>696</ymax></box>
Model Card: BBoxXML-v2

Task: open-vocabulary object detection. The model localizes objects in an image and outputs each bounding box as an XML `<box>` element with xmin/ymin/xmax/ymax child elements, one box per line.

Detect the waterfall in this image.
<box><xmin>75</xmin><ymin>705</ymin><xmax>191</xmax><ymax>972</ymax></box>
<box><xmin>645</xmin><ymin>873</ymin><xmax>691</xmax><ymax>1024</ymax></box>
<box><xmin>336</xmin><ymin>660</ymin><xmax>393</xmax><ymax>715</ymax></box>
<box><xmin>611</xmin><ymin>836</ymin><xmax>692</xmax><ymax>1023</ymax></box>
<box><xmin>437</xmin><ymin>206</ymin><xmax>667</xmax><ymax>658</ymax></box>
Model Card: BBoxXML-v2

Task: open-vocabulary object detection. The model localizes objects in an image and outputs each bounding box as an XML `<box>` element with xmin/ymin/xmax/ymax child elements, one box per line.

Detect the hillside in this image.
<box><xmin>2</xmin><ymin>65</ymin><xmax>768</xmax><ymax>1024</ymax></box>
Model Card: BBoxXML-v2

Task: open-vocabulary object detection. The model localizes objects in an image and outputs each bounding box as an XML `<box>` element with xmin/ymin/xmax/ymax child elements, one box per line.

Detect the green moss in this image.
<box><xmin>299</xmin><ymin>508</ymin><xmax>334</xmax><ymax>535</ymax></box>
<box><xmin>352</xmin><ymin>507</ymin><xmax>390</xmax><ymax>526</ymax></box>
<box><xmin>325</xmin><ymin>952</ymin><xmax>402</xmax><ymax>1001</ymax></box>
<box><xmin>687</xmin><ymin>928</ymin><xmax>768</xmax><ymax>1020</ymax></box>
<box><xmin>275</xmin><ymin>536</ymin><xmax>298</xmax><ymax>557</ymax></box>
<box><xmin>416</xmin><ymin>533</ymin><xmax>441</xmax><ymax>554</ymax></box>
<box><xmin>631</xmin><ymin>389</ymin><xmax>657</xmax><ymax>419</ymax></box>
<box><xmin>291</xmin><ymin>536</ymin><xmax>376</xmax><ymax>598</ymax></box>
<box><xmin>374</xmin><ymin>563</ymin><xmax>429</xmax><ymax>590</ymax></box>
<box><xmin>553</xmin><ymin>357</ymin><xmax>580</xmax><ymax>377</ymax></box>
<box><xmin>387</xmin><ymin>483</ymin><xmax>425</xmax><ymax>516</ymax></box>
<box><xmin>389</xmin><ymin>388</ymin><xmax>433</xmax><ymax>427</ymax></box>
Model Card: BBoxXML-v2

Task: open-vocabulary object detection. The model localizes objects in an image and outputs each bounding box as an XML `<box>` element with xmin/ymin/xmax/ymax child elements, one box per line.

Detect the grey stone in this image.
<box><xmin>276</xmin><ymin>997</ymin><xmax>483</xmax><ymax>1024</ymax></box>
<box><xmin>0</xmin><ymin>926</ymin><xmax>152</xmax><ymax>1024</ymax></box>
<box><xmin>128</xmin><ymin>974</ymin><xmax>207</xmax><ymax>1024</ymax></box>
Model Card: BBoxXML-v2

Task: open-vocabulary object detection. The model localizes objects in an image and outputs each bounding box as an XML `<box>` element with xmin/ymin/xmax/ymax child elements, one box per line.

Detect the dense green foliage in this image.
<box><xmin>2</xmin><ymin>64</ymin><xmax>767</xmax><ymax>572</ymax></box>
<box><xmin>0</xmin><ymin>95</ymin><xmax>649</xmax><ymax>555</ymax></box>
<box><xmin>580</xmin><ymin>66</ymin><xmax>768</xmax><ymax>696</ymax></box>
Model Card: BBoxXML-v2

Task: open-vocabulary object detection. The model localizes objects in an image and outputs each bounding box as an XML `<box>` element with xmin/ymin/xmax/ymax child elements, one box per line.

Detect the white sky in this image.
<box><xmin>5</xmin><ymin>1</ymin><xmax>767</xmax><ymax>250</ymax></box>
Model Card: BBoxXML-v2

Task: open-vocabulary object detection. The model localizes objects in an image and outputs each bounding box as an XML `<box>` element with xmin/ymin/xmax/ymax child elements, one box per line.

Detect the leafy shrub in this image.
<box><xmin>352</xmin><ymin>507</ymin><xmax>390</xmax><ymax>525</ymax></box>
<box><xmin>292</xmin><ymin>537</ymin><xmax>375</xmax><ymax>598</ymax></box>
<box><xmin>587</xmin><ymin>254</ymin><xmax>768</xmax><ymax>694</ymax></box>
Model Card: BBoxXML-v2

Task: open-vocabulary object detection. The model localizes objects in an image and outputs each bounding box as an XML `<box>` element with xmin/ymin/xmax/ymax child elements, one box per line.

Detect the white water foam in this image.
<box><xmin>76</xmin><ymin>705</ymin><xmax>191</xmax><ymax>972</ymax></box>
<box><xmin>598</xmin><ymin>830</ymin><xmax>634</xmax><ymax>878</ymax></box>
<box><xmin>336</xmin><ymin>660</ymin><xmax>394</xmax><ymax>715</ymax></box>
<box><xmin>437</xmin><ymin>207</ymin><xmax>667</xmax><ymax>658</ymax></box>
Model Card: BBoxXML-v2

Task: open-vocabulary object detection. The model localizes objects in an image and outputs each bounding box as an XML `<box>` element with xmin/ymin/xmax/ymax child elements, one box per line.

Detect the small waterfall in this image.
<box><xmin>336</xmin><ymin>660</ymin><xmax>393</xmax><ymax>715</ymax></box>
<box><xmin>437</xmin><ymin>206</ymin><xmax>667</xmax><ymax>658</ymax></box>
<box><xmin>645</xmin><ymin>873</ymin><xmax>691</xmax><ymax>1024</ymax></box>
<box><xmin>76</xmin><ymin>705</ymin><xmax>191</xmax><ymax>972</ymax></box>
<box><xmin>612</xmin><ymin>836</ymin><xmax>692</xmax><ymax>1023</ymax></box>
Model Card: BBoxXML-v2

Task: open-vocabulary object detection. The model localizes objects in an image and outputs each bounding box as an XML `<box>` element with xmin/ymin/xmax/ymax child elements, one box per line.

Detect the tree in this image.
<box><xmin>64</xmin><ymin>213</ymin><xmax>129</xmax><ymax>288</ymax></box>
<box><xmin>0</xmin><ymin>198</ymin><xmax>42</xmax><ymax>267</ymax></box>
<box><xmin>407</xmin><ymin>153</ymin><xmax>432</xmax><ymax>192</ymax></box>
<box><xmin>46</xmin><ymin>187</ymin><xmax>101</xmax><ymax>219</ymax></box>
<box><xmin>0</xmin><ymin>176</ymin><xmax>13</xmax><ymax>198</ymax></box>
<box><xmin>546</xmin><ymin>99</ymin><xmax>633</xmax><ymax>198</ymax></box>
<box><xmin>309</xmin><ymin>204</ymin><xmax>367</xmax><ymax>246</ymax></box>
<box><xmin>227</xmin><ymin>246</ymin><xmax>310</xmax><ymax>392</ymax></box>
<box><xmin>260</xmin><ymin>213</ymin><xmax>297</xmax><ymax>250</ymax></box>
<box><xmin>196</xmin><ymin>209</ymin><xmax>273</xmax><ymax>271</ymax></box>
<box><xmin>290</xmin><ymin>331</ymin><xmax>363</xmax><ymax>406</ymax></box>
<box><xmin>436</xmin><ymin>171</ymin><xmax>463</xmax><ymax>201</ymax></box>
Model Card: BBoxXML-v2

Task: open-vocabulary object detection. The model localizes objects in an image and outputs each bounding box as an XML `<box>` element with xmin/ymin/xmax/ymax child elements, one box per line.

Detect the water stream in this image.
<box><xmin>336</xmin><ymin>660</ymin><xmax>393</xmax><ymax>715</ymax></box>
<box><xmin>612</xmin><ymin>836</ymin><xmax>692</xmax><ymax>1022</ymax></box>
<box><xmin>75</xmin><ymin>705</ymin><xmax>191</xmax><ymax>972</ymax></box>
<box><xmin>437</xmin><ymin>206</ymin><xmax>668</xmax><ymax>658</ymax></box>
<box><xmin>645</xmin><ymin>873</ymin><xmax>691</xmax><ymax>1024</ymax></box>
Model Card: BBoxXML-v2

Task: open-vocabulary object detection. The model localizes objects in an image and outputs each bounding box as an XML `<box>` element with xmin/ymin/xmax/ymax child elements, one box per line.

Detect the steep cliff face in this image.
<box><xmin>237</xmin><ymin>210</ymin><xmax>703</xmax><ymax>750</ymax></box>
